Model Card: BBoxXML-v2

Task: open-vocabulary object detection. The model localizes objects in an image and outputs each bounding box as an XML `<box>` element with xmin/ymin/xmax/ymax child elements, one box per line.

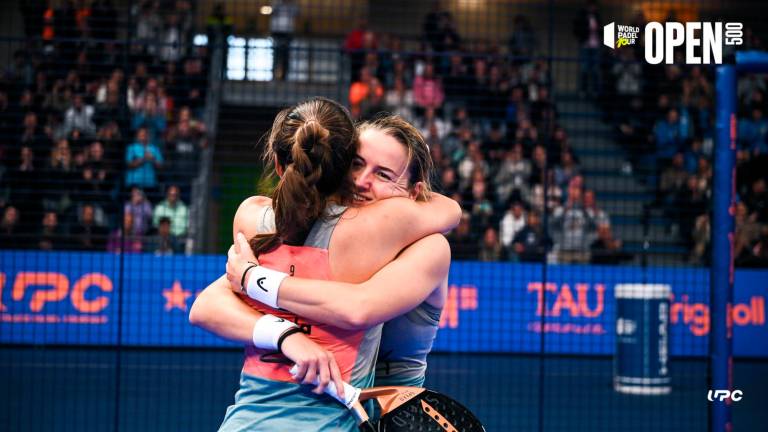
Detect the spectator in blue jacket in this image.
<box><xmin>738</xmin><ymin>107</ymin><xmax>768</xmax><ymax>155</ymax></box>
<box><xmin>131</xmin><ymin>92</ymin><xmax>167</xmax><ymax>144</ymax></box>
<box><xmin>684</xmin><ymin>137</ymin><xmax>707</xmax><ymax>174</ymax></box>
<box><xmin>125</xmin><ymin>127</ymin><xmax>163</xmax><ymax>191</ymax></box>
<box><xmin>654</xmin><ymin>108</ymin><xmax>689</xmax><ymax>162</ymax></box>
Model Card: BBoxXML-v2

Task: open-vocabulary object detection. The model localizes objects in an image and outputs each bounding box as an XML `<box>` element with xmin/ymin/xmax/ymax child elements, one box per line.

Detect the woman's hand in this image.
<box><xmin>281</xmin><ymin>331</ymin><xmax>345</xmax><ymax>398</ymax></box>
<box><xmin>226</xmin><ymin>232</ymin><xmax>260</xmax><ymax>293</ymax></box>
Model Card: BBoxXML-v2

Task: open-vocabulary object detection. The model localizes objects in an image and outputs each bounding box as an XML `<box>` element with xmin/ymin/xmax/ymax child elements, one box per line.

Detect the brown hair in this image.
<box><xmin>357</xmin><ymin>114</ymin><xmax>434</xmax><ymax>201</ymax></box>
<box><xmin>251</xmin><ymin>97</ymin><xmax>358</xmax><ymax>255</ymax></box>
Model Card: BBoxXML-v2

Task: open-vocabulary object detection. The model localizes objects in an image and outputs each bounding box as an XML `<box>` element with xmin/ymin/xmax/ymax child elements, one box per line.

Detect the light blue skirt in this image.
<box><xmin>218</xmin><ymin>373</ymin><xmax>359</xmax><ymax>432</ymax></box>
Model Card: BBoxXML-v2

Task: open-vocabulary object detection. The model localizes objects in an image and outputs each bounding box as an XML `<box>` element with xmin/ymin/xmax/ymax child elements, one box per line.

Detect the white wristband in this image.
<box><xmin>289</xmin><ymin>365</ymin><xmax>361</xmax><ymax>409</ymax></box>
<box><xmin>252</xmin><ymin>314</ymin><xmax>298</xmax><ymax>350</ymax></box>
<box><xmin>245</xmin><ymin>265</ymin><xmax>289</xmax><ymax>308</ymax></box>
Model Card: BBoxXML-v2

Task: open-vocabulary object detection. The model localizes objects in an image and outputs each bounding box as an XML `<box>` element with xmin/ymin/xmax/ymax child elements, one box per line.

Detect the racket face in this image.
<box><xmin>377</xmin><ymin>390</ymin><xmax>485</xmax><ymax>432</ymax></box>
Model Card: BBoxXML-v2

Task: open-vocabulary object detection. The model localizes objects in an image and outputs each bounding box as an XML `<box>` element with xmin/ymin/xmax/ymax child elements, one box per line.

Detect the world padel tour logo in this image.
<box><xmin>603</xmin><ymin>23</ymin><xmax>640</xmax><ymax>48</ymax></box>
<box><xmin>603</xmin><ymin>21</ymin><xmax>743</xmax><ymax>64</ymax></box>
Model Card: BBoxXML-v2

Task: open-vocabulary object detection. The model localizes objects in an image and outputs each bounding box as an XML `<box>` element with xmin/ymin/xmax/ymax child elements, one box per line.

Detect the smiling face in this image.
<box><xmin>351</xmin><ymin>128</ymin><xmax>413</xmax><ymax>205</ymax></box>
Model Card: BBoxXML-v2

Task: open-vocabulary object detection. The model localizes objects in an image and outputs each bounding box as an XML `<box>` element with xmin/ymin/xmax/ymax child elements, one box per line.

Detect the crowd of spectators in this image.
<box><xmin>2</xmin><ymin>1</ymin><xmax>764</xmax><ymax>267</ymax></box>
<box><xmin>344</xmin><ymin>6</ymin><xmax>627</xmax><ymax>265</ymax></box>
<box><xmin>593</xmin><ymin>7</ymin><xmax>768</xmax><ymax>267</ymax></box>
<box><xmin>0</xmin><ymin>0</ymin><xmax>209</xmax><ymax>255</ymax></box>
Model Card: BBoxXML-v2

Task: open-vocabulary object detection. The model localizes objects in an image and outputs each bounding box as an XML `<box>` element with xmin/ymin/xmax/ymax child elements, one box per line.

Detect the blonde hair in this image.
<box><xmin>357</xmin><ymin>114</ymin><xmax>434</xmax><ymax>201</ymax></box>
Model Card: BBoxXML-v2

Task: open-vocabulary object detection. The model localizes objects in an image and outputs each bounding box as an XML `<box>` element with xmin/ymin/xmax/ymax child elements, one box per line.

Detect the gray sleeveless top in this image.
<box><xmin>305</xmin><ymin>203</ymin><xmax>383</xmax><ymax>387</ymax></box>
<box><xmin>375</xmin><ymin>301</ymin><xmax>441</xmax><ymax>387</ymax></box>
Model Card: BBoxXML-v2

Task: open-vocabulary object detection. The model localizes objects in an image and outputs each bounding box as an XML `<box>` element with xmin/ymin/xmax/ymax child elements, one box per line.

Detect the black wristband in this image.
<box><xmin>240</xmin><ymin>262</ymin><xmax>259</xmax><ymax>293</ymax></box>
<box><xmin>277</xmin><ymin>327</ymin><xmax>305</xmax><ymax>353</ymax></box>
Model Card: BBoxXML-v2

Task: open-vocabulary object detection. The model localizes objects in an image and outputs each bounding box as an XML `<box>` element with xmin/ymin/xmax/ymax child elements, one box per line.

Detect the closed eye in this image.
<box><xmin>376</xmin><ymin>171</ymin><xmax>394</xmax><ymax>181</ymax></box>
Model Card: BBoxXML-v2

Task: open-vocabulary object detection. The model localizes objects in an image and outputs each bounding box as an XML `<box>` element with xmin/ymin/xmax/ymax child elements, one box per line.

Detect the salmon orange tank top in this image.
<box><xmin>241</xmin><ymin>204</ymin><xmax>382</xmax><ymax>388</ymax></box>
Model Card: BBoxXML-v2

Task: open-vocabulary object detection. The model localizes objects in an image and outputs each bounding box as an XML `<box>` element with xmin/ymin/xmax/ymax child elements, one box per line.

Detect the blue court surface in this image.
<box><xmin>0</xmin><ymin>347</ymin><xmax>764</xmax><ymax>431</ymax></box>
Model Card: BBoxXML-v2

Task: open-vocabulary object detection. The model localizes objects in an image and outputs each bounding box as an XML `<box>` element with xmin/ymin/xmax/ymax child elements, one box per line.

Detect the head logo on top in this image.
<box><xmin>603</xmin><ymin>21</ymin><xmax>743</xmax><ymax>64</ymax></box>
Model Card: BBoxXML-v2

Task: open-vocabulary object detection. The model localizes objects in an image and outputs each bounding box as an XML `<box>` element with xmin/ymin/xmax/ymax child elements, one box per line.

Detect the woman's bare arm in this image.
<box><xmin>227</xmin><ymin>232</ymin><xmax>450</xmax><ymax>330</ymax></box>
<box><xmin>189</xmin><ymin>196</ymin><xmax>347</xmax><ymax>394</ymax></box>
<box><xmin>190</xmin><ymin>196</ymin><xmax>274</xmax><ymax>339</ymax></box>
<box><xmin>189</xmin><ymin>275</ymin><xmax>259</xmax><ymax>343</ymax></box>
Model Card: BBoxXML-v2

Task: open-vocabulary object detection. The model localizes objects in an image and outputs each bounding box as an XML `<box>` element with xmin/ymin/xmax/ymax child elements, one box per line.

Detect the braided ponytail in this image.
<box><xmin>251</xmin><ymin>98</ymin><xmax>357</xmax><ymax>255</ymax></box>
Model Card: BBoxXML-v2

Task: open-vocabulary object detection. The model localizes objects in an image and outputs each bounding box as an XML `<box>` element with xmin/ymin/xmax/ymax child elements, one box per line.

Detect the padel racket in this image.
<box><xmin>289</xmin><ymin>366</ymin><xmax>485</xmax><ymax>431</ymax></box>
<box><xmin>357</xmin><ymin>386</ymin><xmax>485</xmax><ymax>432</ymax></box>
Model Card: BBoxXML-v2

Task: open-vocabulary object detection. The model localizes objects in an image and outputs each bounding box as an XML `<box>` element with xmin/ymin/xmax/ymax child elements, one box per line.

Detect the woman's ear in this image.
<box><xmin>274</xmin><ymin>155</ymin><xmax>284</xmax><ymax>177</ymax></box>
<box><xmin>409</xmin><ymin>181</ymin><xmax>425</xmax><ymax>200</ymax></box>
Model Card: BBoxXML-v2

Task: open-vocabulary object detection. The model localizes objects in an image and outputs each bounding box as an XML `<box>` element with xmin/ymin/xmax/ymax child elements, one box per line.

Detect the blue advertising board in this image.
<box><xmin>1</xmin><ymin>251</ymin><xmax>766</xmax><ymax>357</ymax></box>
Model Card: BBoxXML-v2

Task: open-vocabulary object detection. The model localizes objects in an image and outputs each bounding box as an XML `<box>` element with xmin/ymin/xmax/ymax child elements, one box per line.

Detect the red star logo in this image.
<box><xmin>163</xmin><ymin>280</ymin><xmax>192</xmax><ymax>312</ymax></box>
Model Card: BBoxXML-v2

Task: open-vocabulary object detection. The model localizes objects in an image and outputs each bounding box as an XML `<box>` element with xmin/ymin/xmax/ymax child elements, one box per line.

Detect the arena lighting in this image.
<box><xmin>456</xmin><ymin>0</ymin><xmax>485</xmax><ymax>9</ymax></box>
<box><xmin>260</xmin><ymin>6</ymin><xmax>273</xmax><ymax>15</ymax></box>
<box><xmin>192</xmin><ymin>34</ymin><xmax>207</xmax><ymax>46</ymax></box>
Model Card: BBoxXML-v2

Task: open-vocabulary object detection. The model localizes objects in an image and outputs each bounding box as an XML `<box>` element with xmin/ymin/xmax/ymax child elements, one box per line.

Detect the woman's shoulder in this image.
<box><xmin>238</xmin><ymin>195</ymin><xmax>273</xmax><ymax>210</ymax></box>
<box><xmin>234</xmin><ymin>196</ymin><xmax>275</xmax><ymax>238</ymax></box>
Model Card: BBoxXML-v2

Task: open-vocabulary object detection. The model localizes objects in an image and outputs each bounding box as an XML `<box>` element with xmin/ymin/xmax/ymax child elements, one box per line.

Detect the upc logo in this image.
<box><xmin>707</xmin><ymin>389</ymin><xmax>743</xmax><ymax>402</ymax></box>
<box><xmin>603</xmin><ymin>21</ymin><xmax>743</xmax><ymax>64</ymax></box>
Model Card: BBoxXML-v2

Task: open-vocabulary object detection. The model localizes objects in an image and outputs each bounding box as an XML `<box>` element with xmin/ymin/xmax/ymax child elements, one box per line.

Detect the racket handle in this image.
<box><xmin>288</xmin><ymin>365</ymin><xmax>361</xmax><ymax>409</ymax></box>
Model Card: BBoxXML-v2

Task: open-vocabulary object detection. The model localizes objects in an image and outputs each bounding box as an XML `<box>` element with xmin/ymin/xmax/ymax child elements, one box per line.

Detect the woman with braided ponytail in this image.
<box><xmin>191</xmin><ymin>100</ymin><xmax>459</xmax><ymax>431</ymax></box>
